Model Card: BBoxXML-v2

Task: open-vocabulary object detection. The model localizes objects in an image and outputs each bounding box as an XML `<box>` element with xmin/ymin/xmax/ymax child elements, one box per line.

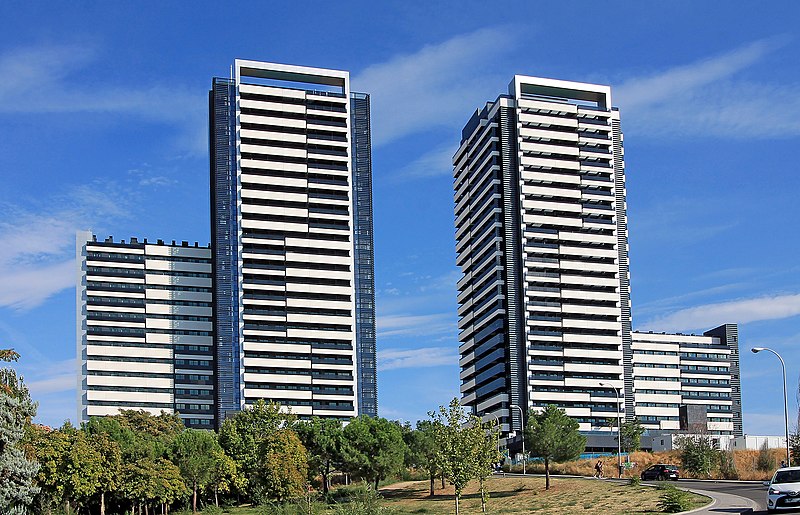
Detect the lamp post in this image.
<box><xmin>600</xmin><ymin>382</ymin><xmax>623</xmax><ymax>478</ymax></box>
<box><xmin>752</xmin><ymin>347</ymin><xmax>791</xmax><ymax>466</ymax></box>
<box><xmin>510</xmin><ymin>404</ymin><xmax>525</xmax><ymax>475</ymax></box>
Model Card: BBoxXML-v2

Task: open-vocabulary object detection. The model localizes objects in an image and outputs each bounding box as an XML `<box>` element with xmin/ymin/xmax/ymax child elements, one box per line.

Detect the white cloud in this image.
<box><xmin>377</xmin><ymin>312</ymin><xmax>455</xmax><ymax>338</ymax></box>
<box><xmin>353</xmin><ymin>27</ymin><xmax>517</xmax><ymax>146</ymax></box>
<box><xmin>378</xmin><ymin>346</ymin><xmax>459</xmax><ymax>371</ymax></box>
<box><xmin>638</xmin><ymin>293</ymin><xmax>800</xmax><ymax>332</ymax></box>
<box><xmin>395</xmin><ymin>143</ymin><xmax>456</xmax><ymax>180</ymax></box>
<box><xmin>26</xmin><ymin>359</ymin><xmax>77</xmax><ymax>397</ymax></box>
<box><xmin>0</xmin><ymin>183</ymin><xmax>132</xmax><ymax>310</ymax></box>
<box><xmin>616</xmin><ymin>36</ymin><xmax>800</xmax><ymax>139</ymax></box>
<box><xmin>0</xmin><ymin>43</ymin><xmax>207</xmax><ymax>154</ymax></box>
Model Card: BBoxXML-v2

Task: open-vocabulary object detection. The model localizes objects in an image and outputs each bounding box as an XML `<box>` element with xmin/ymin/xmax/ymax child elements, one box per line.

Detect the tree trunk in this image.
<box><xmin>65</xmin><ymin>499</ymin><xmax>70</xmax><ymax>515</ymax></box>
<box><xmin>374</xmin><ymin>477</ymin><xmax>380</xmax><ymax>491</ymax></box>
<box><xmin>441</xmin><ymin>473</ymin><xmax>445</xmax><ymax>489</ymax></box>
<box><xmin>480</xmin><ymin>477</ymin><xmax>486</xmax><ymax>513</ymax></box>
<box><xmin>192</xmin><ymin>480</ymin><xmax>197</xmax><ymax>514</ymax></box>
<box><xmin>323</xmin><ymin>460</ymin><xmax>330</xmax><ymax>494</ymax></box>
<box><xmin>101</xmin><ymin>492</ymin><xmax>106</xmax><ymax>515</ymax></box>
<box><xmin>429</xmin><ymin>471</ymin><xmax>435</xmax><ymax>496</ymax></box>
<box><xmin>215</xmin><ymin>486</ymin><xmax>219</xmax><ymax>507</ymax></box>
<box><xmin>455</xmin><ymin>493</ymin><xmax>460</xmax><ymax>515</ymax></box>
<box><xmin>545</xmin><ymin>457</ymin><xmax>551</xmax><ymax>490</ymax></box>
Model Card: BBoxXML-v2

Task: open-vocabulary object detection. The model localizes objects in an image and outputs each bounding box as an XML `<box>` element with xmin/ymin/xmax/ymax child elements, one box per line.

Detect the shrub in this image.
<box><xmin>757</xmin><ymin>441</ymin><xmax>773</xmax><ymax>472</ymax></box>
<box><xmin>657</xmin><ymin>485</ymin><xmax>692</xmax><ymax>513</ymax></box>
<box><xmin>333</xmin><ymin>486</ymin><xmax>387</xmax><ymax>515</ymax></box>
<box><xmin>628</xmin><ymin>475</ymin><xmax>641</xmax><ymax>486</ymax></box>
<box><xmin>202</xmin><ymin>506</ymin><xmax>223</xmax><ymax>515</ymax></box>
<box><xmin>719</xmin><ymin>450</ymin><xmax>739</xmax><ymax>480</ymax></box>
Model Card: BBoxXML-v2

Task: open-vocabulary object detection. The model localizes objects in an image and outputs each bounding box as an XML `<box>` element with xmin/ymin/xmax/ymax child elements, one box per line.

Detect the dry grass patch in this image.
<box><xmin>380</xmin><ymin>476</ymin><xmax>708</xmax><ymax>514</ymax></box>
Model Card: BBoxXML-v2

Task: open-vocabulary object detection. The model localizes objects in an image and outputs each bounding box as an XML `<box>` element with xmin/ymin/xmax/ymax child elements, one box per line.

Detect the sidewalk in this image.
<box><xmin>680</xmin><ymin>488</ymin><xmax>758</xmax><ymax>514</ymax></box>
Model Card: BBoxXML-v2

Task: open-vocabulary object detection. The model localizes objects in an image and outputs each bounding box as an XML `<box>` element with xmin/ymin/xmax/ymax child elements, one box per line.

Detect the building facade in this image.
<box><xmin>454</xmin><ymin>76</ymin><xmax>629</xmax><ymax>434</ymax></box>
<box><xmin>76</xmin><ymin>232</ymin><xmax>215</xmax><ymax>429</ymax></box>
<box><xmin>453</xmin><ymin>75</ymin><xmax>742</xmax><ymax>438</ymax></box>
<box><xmin>632</xmin><ymin>325</ymin><xmax>742</xmax><ymax>435</ymax></box>
<box><xmin>210</xmin><ymin>60</ymin><xmax>376</xmax><ymax>422</ymax></box>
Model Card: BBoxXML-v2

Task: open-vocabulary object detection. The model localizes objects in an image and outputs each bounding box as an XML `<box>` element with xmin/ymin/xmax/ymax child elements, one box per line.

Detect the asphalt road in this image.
<box><xmin>646</xmin><ymin>479</ymin><xmax>768</xmax><ymax>513</ymax></box>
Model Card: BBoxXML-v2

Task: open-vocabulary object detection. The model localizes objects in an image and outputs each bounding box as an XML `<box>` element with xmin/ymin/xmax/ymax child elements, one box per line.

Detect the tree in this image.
<box><xmin>524</xmin><ymin>405</ymin><xmax>586</xmax><ymax>490</ymax></box>
<box><xmin>676</xmin><ymin>434</ymin><xmax>718</xmax><ymax>478</ymax></box>
<box><xmin>252</xmin><ymin>428</ymin><xmax>308</xmax><ymax>503</ymax></box>
<box><xmin>429</xmin><ymin>398</ymin><xmax>499</xmax><ymax>515</ymax></box>
<box><xmin>341</xmin><ymin>416</ymin><xmax>405</xmax><ymax>491</ymax></box>
<box><xmin>208</xmin><ymin>448</ymin><xmax>242</xmax><ymax>507</ymax></box>
<box><xmin>295</xmin><ymin>417</ymin><xmax>344</xmax><ymax>494</ymax></box>
<box><xmin>407</xmin><ymin>420</ymin><xmax>439</xmax><ymax>497</ymax></box>
<box><xmin>757</xmin><ymin>440</ymin><xmax>773</xmax><ymax>471</ymax></box>
<box><xmin>172</xmin><ymin>429</ymin><xmax>221</xmax><ymax>513</ymax></box>
<box><xmin>121</xmin><ymin>457</ymin><xmax>187</xmax><ymax>515</ymax></box>
<box><xmin>83</xmin><ymin>418</ymin><xmax>124</xmax><ymax>515</ymax></box>
<box><xmin>620</xmin><ymin>419</ymin><xmax>645</xmax><ymax>453</ymax></box>
<box><xmin>0</xmin><ymin>349</ymin><xmax>40</xmax><ymax>514</ymax></box>
<box><xmin>29</xmin><ymin>423</ymin><xmax>105</xmax><ymax>514</ymax></box>
<box><xmin>790</xmin><ymin>431</ymin><xmax>800</xmax><ymax>466</ymax></box>
<box><xmin>218</xmin><ymin>400</ymin><xmax>304</xmax><ymax>504</ymax></box>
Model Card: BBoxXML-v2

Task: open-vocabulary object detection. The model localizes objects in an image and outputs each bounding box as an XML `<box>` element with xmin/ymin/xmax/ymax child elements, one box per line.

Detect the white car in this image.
<box><xmin>765</xmin><ymin>467</ymin><xmax>800</xmax><ymax>512</ymax></box>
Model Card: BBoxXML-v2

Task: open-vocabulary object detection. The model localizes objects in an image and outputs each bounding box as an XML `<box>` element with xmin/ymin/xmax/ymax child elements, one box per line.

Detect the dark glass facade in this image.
<box><xmin>210</xmin><ymin>78</ymin><xmax>242</xmax><ymax>425</ymax></box>
<box><xmin>351</xmin><ymin>92</ymin><xmax>378</xmax><ymax>417</ymax></box>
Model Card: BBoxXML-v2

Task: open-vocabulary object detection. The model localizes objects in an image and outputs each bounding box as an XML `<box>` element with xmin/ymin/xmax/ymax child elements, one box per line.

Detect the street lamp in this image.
<box><xmin>510</xmin><ymin>404</ymin><xmax>526</xmax><ymax>475</ymax></box>
<box><xmin>600</xmin><ymin>382</ymin><xmax>622</xmax><ymax>478</ymax></box>
<box><xmin>752</xmin><ymin>347</ymin><xmax>791</xmax><ymax>466</ymax></box>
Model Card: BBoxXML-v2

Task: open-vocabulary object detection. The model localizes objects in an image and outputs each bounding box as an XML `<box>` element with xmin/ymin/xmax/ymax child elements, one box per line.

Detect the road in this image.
<box><xmin>646</xmin><ymin>479</ymin><xmax>767</xmax><ymax>513</ymax></box>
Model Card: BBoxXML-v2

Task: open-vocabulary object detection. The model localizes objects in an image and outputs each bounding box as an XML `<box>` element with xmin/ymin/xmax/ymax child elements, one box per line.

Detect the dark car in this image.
<box><xmin>641</xmin><ymin>464</ymin><xmax>680</xmax><ymax>481</ymax></box>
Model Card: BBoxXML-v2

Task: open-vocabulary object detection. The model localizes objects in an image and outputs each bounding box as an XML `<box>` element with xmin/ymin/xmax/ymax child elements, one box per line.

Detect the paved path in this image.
<box><xmin>678</xmin><ymin>487</ymin><xmax>759</xmax><ymax>514</ymax></box>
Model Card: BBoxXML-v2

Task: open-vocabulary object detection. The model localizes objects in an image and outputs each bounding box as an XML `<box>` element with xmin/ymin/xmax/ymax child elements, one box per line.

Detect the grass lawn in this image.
<box><xmin>213</xmin><ymin>476</ymin><xmax>711</xmax><ymax>514</ymax></box>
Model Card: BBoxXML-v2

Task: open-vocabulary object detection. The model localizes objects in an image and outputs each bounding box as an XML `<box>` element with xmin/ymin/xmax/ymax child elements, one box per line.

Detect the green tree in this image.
<box><xmin>620</xmin><ymin>419</ymin><xmax>645</xmax><ymax>453</ymax></box>
<box><xmin>757</xmin><ymin>440</ymin><xmax>773</xmax><ymax>471</ymax></box>
<box><xmin>295</xmin><ymin>417</ymin><xmax>344</xmax><ymax>494</ymax></box>
<box><xmin>208</xmin><ymin>448</ymin><xmax>242</xmax><ymax>507</ymax></box>
<box><xmin>29</xmin><ymin>423</ymin><xmax>105</xmax><ymax>514</ymax></box>
<box><xmin>172</xmin><ymin>429</ymin><xmax>221</xmax><ymax>513</ymax></box>
<box><xmin>83</xmin><ymin>418</ymin><xmax>124</xmax><ymax>515</ymax></box>
<box><xmin>407</xmin><ymin>420</ymin><xmax>439</xmax><ymax>497</ymax></box>
<box><xmin>790</xmin><ymin>431</ymin><xmax>800</xmax><ymax>466</ymax></box>
<box><xmin>341</xmin><ymin>416</ymin><xmax>405</xmax><ymax>491</ymax></box>
<box><xmin>524</xmin><ymin>405</ymin><xmax>586</xmax><ymax>490</ymax></box>
<box><xmin>0</xmin><ymin>349</ymin><xmax>40</xmax><ymax>514</ymax></box>
<box><xmin>252</xmin><ymin>428</ymin><xmax>308</xmax><ymax>503</ymax></box>
<box><xmin>677</xmin><ymin>434</ymin><xmax>718</xmax><ymax>477</ymax></box>
<box><xmin>218</xmin><ymin>400</ymin><xmax>305</xmax><ymax>504</ymax></box>
<box><xmin>121</xmin><ymin>456</ymin><xmax>187</xmax><ymax>515</ymax></box>
<box><xmin>429</xmin><ymin>398</ymin><xmax>498</xmax><ymax>515</ymax></box>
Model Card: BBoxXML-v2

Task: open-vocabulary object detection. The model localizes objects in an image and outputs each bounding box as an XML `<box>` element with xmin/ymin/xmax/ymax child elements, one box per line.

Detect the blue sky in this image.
<box><xmin>1</xmin><ymin>1</ymin><xmax>799</xmax><ymax>434</ymax></box>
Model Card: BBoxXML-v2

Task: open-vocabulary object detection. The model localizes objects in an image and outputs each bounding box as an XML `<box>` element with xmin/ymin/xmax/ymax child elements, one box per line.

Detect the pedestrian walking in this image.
<box><xmin>594</xmin><ymin>459</ymin><xmax>604</xmax><ymax>478</ymax></box>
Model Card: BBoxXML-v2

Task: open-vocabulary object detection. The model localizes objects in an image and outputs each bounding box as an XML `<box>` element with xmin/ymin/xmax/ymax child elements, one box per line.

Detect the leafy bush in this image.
<box><xmin>202</xmin><ymin>506</ymin><xmax>223</xmax><ymax>515</ymax></box>
<box><xmin>333</xmin><ymin>486</ymin><xmax>387</xmax><ymax>515</ymax></box>
<box><xmin>719</xmin><ymin>450</ymin><xmax>739</xmax><ymax>479</ymax></box>
<box><xmin>657</xmin><ymin>485</ymin><xmax>692</xmax><ymax>513</ymax></box>
<box><xmin>628</xmin><ymin>475</ymin><xmax>641</xmax><ymax>486</ymax></box>
<box><xmin>757</xmin><ymin>441</ymin><xmax>773</xmax><ymax>472</ymax></box>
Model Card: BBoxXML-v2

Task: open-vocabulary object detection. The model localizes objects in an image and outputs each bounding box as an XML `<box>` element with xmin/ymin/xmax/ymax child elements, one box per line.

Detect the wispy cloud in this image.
<box><xmin>0</xmin><ymin>183</ymin><xmax>131</xmax><ymax>310</ymax></box>
<box><xmin>353</xmin><ymin>27</ymin><xmax>518</xmax><ymax>146</ymax></box>
<box><xmin>377</xmin><ymin>313</ymin><xmax>455</xmax><ymax>338</ymax></box>
<box><xmin>638</xmin><ymin>293</ymin><xmax>800</xmax><ymax>332</ymax></box>
<box><xmin>25</xmin><ymin>359</ymin><xmax>76</xmax><ymax>397</ymax></box>
<box><xmin>378</xmin><ymin>346</ymin><xmax>459</xmax><ymax>371</ymax></box>
<box><xmin>0</xmin><ymin>43</ymin><xmax>207</xmax><ymax>154</ymax></box>
<box><xmin>394</xmin><ymin>143</ymin><xmax>456</xmax><ymax>181</ymax></box>
<box><xmin>616</xmin><ymin>36</ymin><xmax>800</xmax><ymax>139</ymax></box>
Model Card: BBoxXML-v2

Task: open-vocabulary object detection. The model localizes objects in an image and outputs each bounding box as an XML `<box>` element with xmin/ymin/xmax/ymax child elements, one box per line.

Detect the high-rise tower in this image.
<box><xmin>453</xmin><ymin>76</ymin><xmax>629</xmax><ymax>434</ymax></box>
<box><xmin>210</xmin><ymin>60</ymin><xmax>376</xmax><ymax>423</ymax></box>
